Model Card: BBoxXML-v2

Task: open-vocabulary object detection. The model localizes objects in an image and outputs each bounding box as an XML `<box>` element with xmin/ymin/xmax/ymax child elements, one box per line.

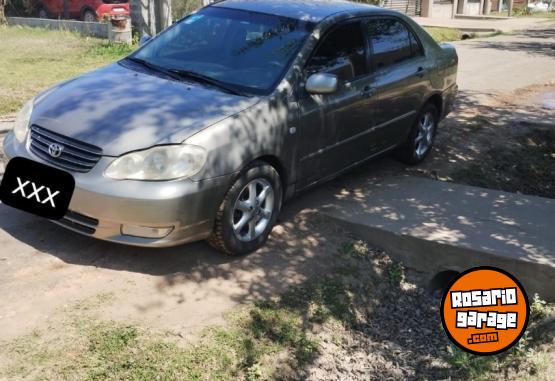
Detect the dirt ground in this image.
<box><xmin>411</xmin><ymin>83</ymin><xmax>555</xmax><ymax>199</ymax></box>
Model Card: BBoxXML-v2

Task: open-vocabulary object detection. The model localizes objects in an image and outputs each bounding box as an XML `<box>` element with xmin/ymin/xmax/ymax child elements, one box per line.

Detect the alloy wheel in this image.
<box><xmin>231</xmin><ymin>178</ymin><xmax>275</xmax><ymax>242</ymax></box>
<box><xmin>414</xmin><ymin>111</ymin><xmax>435</xmax><ymax>158</ymax></box>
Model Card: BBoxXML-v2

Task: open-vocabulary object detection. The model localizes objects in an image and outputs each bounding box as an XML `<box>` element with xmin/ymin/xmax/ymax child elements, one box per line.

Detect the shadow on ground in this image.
<box><xmin>465</xmin><ymin>28</ymin><xmax>555</xmax><ymax>58</ymax></box>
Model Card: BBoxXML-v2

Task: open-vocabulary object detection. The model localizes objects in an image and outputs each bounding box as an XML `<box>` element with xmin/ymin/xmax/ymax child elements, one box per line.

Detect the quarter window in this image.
<box><xmin>306</xmin><ymin>22</ymin><xmax>366</xmax><ymax>81</ymax></box>
<box><xmin>368</xmin><ymin>19</ymin><xmax>422</xmax><ymax>69</ymax></box>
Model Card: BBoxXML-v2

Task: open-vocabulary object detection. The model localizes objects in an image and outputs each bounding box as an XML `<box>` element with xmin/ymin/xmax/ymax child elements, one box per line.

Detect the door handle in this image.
<box><xmin>361</xmin><ymin>85</ymin><xmax>376</xmax><ymax>98</ymax></box>
<box><xmin>415</xmin><ymin>66</ymin><xmax>425</xmax><ymax>78</ymax></box>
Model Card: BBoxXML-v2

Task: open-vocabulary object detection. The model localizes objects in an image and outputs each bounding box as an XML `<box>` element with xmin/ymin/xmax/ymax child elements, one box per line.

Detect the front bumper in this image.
<box><xmin>3</xmin><ymin>132</ymin><xmax>233</xmax><ymax>247</ymax></box>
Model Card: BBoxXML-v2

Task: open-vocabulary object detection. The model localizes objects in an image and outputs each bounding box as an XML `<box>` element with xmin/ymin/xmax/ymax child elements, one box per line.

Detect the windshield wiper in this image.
<box><xmin>126</xmin><ymin>58</ymin><xmax>245</xmax><ymax>96</ymax></box>
<box><xmin>126</xmin><ymin>57</ymin><xmax>182</xmax><ymax>82</ymax></box>
<box><xmin>167</xmin><ymin>68</ymin><xmax>245</xmax><ymax>96</ymax></box>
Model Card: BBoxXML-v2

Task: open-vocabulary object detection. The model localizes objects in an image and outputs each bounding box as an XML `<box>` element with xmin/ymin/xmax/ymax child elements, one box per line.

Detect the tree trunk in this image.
<box><xmin>155</xmin><ymin>0</ymin><xmax>171</xmax><ymax>33</ymax></box>
<box><xmin>0</xmin><ymin>0</ymin><xmax>7</xmax><ymax>25</ymax></box>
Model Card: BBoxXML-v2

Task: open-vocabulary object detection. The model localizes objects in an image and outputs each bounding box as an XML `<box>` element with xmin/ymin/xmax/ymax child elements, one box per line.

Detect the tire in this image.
<box><xmin>38</xmin><ymin>7</ymin><xmax>48</xmax><ymax>19</ymax></box>
<box><xmin>395</xmin><ymin>103</ymin><xmax>438</xmax><ymax>165</ymax></box>
<box><xmin>207</xmin><ymin>161</ymin><xmax>282</xmax><ymax>256</ymax></box>
<box><xmin>82</xmin><ymin>9</ymin><xmax>97</xmax><ymax>22</ymax></box>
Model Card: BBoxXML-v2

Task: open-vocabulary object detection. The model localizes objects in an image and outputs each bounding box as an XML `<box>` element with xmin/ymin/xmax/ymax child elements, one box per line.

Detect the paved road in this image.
<box><xmin>1</xmin><ymin>20</ymin><xmax>554</xmax><ymax>342</ymax></box>
<box><xmin>414</xmin><ymin>15</ymin><xmax>555</xmax><ymax>33</ymax></box>
<box><xmin>452</xmin><ymin>27</ymin><xmax>555</xmax><ymax>93</ymax></box>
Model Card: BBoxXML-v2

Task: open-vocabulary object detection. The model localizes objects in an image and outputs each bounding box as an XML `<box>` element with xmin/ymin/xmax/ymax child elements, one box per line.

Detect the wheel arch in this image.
<box><xmin>425</xmin><ymin>93</ymin><xmax>443</xmax><ymax>118</ymax></box>
<box><xmin>251</xmin><ymin>155</ymin><xmax>287</xmax><ymax>192</ymax></box>
<box><xmin>81</xmin><ymin>6</ymin><xmax>97</xmax><ymax>19</ymax></box>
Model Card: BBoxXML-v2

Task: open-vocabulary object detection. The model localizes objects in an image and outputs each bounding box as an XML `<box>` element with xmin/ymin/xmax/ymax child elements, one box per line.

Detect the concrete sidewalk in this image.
<box><xmin>318</xmin><ymin>176</ymin><xmax>555</xmax><ymax>300</ymax></box>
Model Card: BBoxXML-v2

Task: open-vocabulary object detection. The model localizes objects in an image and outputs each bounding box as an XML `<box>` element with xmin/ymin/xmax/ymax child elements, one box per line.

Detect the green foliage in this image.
<box><xmin>530</xmin><ymin>294</ymin><xmax>549</xmax><ymax>320</ymax></box>
<box><xmin>512</xmin><ymin>5</ymin><xmax>532</xmax><ymax>16</ymax></box>
<box><xmin>425</xmin><ymin>27</ymin><xmax>462</xmax><ymax>42</ymax></box>
<box><xmin>445</xmin><ymin>345</ymin><xmax>497</xmax><ymax>380</ymax></box>
<box><xmin>387</xmin><ymin>262</ymin><xmax>405</xmax><ymax>285</ymax></box>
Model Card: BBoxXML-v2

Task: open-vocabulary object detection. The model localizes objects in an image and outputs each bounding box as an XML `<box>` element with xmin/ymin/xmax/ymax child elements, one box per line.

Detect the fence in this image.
<box><xmin>381</xmin><ymin>0</ymin><xmax>423</xmax><ymax>16</ymax></box>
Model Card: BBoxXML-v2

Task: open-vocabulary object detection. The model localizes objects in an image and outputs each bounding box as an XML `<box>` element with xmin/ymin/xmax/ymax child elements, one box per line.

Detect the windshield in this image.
<box><xmin>131</xmin><ymin>7</ymin><xmax>314</xmax><ymax>95</ymax></box>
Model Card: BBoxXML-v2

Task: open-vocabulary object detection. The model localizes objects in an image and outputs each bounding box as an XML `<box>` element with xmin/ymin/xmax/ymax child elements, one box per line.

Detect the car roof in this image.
<box><xmin>211</xmin><ymin>0</ymin><xmax>390</xmax><ymax>22</ymax></box>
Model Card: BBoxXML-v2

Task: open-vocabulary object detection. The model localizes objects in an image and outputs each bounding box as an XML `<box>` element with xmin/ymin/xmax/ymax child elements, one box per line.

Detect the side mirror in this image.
<box><xmin>305</xmin><ymin>73</ymin><xmax>338</xmax><ymax>94</ymax></box>
<box><xmin>139</xmin><ymin>34</ymin><xmax>152</xmax><ymax>46</ymax></box>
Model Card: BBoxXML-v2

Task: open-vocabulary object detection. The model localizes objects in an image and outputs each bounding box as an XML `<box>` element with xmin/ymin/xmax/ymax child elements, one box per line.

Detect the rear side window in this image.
<box><xmin>306</xmin><ymin>22</ymin><xmax>367</xmax><ymax>81</ymax></box>
<box><xmin>368</xmin><ymin>18</ymin><xmax>421</xmax><ymax>69</ymax></box>
<box><xmin>409</xmin><ymin>30</ymin><xmax>423</xmax><ymax>56</ymax></box>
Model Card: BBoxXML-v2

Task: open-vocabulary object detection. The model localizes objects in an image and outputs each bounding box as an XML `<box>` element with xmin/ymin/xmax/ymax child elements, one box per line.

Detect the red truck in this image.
<box><xmin>37</xmin><ymin>0</ymin><xmax>130</xmax><ymax>21</ymax></box>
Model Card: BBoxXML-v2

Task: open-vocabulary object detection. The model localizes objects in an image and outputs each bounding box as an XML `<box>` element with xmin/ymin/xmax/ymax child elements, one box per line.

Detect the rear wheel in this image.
<box><xmin>82</xmin><ymin>9</ymin><xmax>97</xmax><ymax>22</ymax></box>
<box><xmin>395</xmin><ymin>103</ymin><xmax>438</xmax><ymax>165</ymax></box>
<box><xmin>207</xmin><ymin>161</ymin><xmax>282</xmax><ymax>255</ymax></box>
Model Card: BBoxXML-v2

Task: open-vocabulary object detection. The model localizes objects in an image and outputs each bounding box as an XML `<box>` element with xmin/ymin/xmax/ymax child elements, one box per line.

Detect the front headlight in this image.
<box><xmin>13</xmin><ymin>99</ymin><xmax>33</xmax><ymax>143</ymax></box>
<box><xmin>104</xmin><ymin>144</ymin><xmax>207</xmax><ymax>180</ymax></box>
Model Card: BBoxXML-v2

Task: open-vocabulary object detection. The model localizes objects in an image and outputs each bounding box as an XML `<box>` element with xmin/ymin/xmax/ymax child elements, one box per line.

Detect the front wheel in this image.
<box><xmin>395</xmin><ymin>103</ymin><xmax>438</xmax><ymax>165</ymax></box>
<box><xmin>207</xmin><ymin>161</ymin><xmax>282</xmax><ymax>255</ymax></box>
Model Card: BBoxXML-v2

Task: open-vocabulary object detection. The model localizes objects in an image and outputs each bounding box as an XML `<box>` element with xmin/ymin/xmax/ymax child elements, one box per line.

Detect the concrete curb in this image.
<box><xmin>419</xmin><ymin>24</ymin><xmax>500</xmax><ymax>33</ymax></box>
<box><xmin>325</xmin><ymin>213</ymin><xmax>555</xmax><ymax>301</ymax></box>
<box><xmin>318</xmin><ymin>176</ymin><xmax>555</xmax><ymax>301</ymax></box>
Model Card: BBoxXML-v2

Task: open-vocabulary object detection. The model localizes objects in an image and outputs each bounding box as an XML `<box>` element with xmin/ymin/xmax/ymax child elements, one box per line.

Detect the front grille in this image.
<box><xmin>57</xmin><ymin>210</ymin><xmax>99</xmax><ymax>235</ymax></box>
<box><xmin>29</xmin><ymin>125</ymin><xmax>102</xmax><ymax>173</ymax></box>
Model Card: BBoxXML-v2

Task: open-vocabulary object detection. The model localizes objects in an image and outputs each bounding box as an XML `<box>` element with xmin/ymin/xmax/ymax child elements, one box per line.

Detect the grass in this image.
<box><xmin>0</xmin><ymin>25</ymin><xmax>135</xmax><ymax>116</ymax></box>
<box><xmin>2</xmin><ymin>281</ymin><xmax>344</xmax><ymax>380</ymax></box>
<box><xmin>1</xmin><ymin>241</ymin><xmax>553</xmax><ymax>380</ymax></box>
<box><xmin>450</xmin><ymin>127</ymin><xmax>555</xmax><ymax>199</ymax></box>
<box><xmin>0</xmin><ymin>241</ymin><xmax>366</xmax><ymax>380</ymax></box>
<box><xmin>425</xmin><ymin>27</ymin><xmax>462</xmax><ymax>42</ymax></box>
<box><xmin>491</xmin><ymin>10</ymin><xmax>555</xmax><ymax>19</ymax></box>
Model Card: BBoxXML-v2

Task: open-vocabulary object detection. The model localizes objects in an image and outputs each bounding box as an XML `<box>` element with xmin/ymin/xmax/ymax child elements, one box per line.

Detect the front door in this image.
<box><xmin>296</xmin><ymin>20</ymin><xmax>379</xmax><ymax>188</ymax></box>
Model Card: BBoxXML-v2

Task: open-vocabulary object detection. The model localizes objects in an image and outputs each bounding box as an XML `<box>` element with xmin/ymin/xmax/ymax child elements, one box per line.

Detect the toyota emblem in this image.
<box><xmin>48</xmin><ymin>143</ymin><xmax>64</xmax><ymax>158</ymax></box>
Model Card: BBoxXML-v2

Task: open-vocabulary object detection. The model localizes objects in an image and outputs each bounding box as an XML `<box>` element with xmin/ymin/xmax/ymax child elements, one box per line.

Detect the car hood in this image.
<box><xmin>30</xmin><ymin>62</ymin><xmax>260</xmax><ymax>156</ymax></box>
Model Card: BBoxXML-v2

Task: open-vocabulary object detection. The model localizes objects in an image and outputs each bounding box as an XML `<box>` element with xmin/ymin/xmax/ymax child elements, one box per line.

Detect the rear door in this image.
<box><xmin>296</xmin><ymin>20</ymin><xmax>380</xmax><ymax>188</ymax></box>
<box><xmin>365</xmin><ymin>17</ymin><xmax>430</xmax><ymax>151</ymax></box>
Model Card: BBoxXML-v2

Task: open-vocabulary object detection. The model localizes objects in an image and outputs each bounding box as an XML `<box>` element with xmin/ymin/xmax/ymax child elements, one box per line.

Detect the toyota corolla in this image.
<box><xmin>0</xmin><ymin>0</ymin><xmax>458</xmax><ymax>255</ymax></box>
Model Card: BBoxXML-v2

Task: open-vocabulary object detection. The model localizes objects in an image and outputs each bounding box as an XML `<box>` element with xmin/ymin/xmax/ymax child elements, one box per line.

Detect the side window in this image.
<box><xmin>306</xmin><ymin>22</ymin><xmax>366</xmax><ymax>82</ymax></box>
<box><xmin>409</xmin><ymin>30</ymin><xmax>423</xmax><ymax>57</ymax></box>
<box><xmin>368</xmin><ymin>18</ymin><xmax>420</xmax><ymax>69</ymax></box>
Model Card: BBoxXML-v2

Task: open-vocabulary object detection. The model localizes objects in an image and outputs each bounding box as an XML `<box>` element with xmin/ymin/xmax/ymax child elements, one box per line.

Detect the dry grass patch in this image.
<box><xmin>0</xmin><ymin>25</ymin><xmax>134</xmax><ymax>116</ymax></box>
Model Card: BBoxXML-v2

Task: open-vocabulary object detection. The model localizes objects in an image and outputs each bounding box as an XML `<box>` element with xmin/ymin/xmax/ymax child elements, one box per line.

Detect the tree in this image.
<box><xmin>157</xmin><ymin>0</ymin><xmax>171</xmax><ymax>33</ymax></box>
<box><xmin>1</xmin><ymin>0</ymin><xmax>7</xmax><ymax>25</ymax></box>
